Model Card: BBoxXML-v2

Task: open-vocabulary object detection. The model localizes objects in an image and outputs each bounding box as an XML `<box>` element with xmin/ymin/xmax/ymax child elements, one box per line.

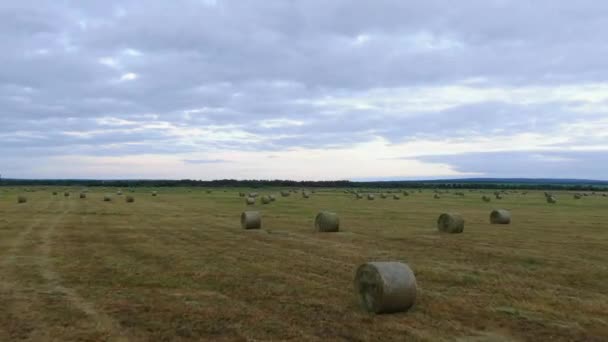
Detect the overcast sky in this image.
<box><xmin>2</xmin><ymin>1</ymin><xmax>608</xmax><ymax>180</ymax></box>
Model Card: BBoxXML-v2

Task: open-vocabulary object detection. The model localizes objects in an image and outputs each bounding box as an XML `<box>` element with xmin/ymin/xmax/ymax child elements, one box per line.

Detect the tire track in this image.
<box><xmin>1</xmin><ymin>197</ymin><xmax>129</xmax><ymax>341</ymax></box>
<box><xmin>36</xmin><ymin>198</ymin><xmax>130</xmax><ymax>342</ymax></box>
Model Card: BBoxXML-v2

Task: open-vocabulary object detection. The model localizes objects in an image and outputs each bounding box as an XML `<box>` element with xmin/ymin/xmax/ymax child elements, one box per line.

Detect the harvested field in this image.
<box><xmin>0</xmin><ymin>187</ymin><xmax>607</xmax><ymax>341</ymax></box>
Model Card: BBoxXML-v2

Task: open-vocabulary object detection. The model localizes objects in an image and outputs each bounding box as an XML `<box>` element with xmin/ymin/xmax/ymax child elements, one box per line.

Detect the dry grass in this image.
<box><xmin>0</xmin><ymin>187</ymin><xmax>607</xmax><ymax>341</ymax></box>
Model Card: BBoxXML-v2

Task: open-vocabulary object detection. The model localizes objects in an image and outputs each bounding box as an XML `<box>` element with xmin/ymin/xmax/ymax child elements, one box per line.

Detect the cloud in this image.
<box><xmin>418</xmin><ymin>151</ymin><xmax>608</xmax><ymax>180</ymax></box>
<box><xmin>183</xmin><ymin>159</ymin><xmax>231</xmax><ymax>164</ymax></box>
<box><xmin>1</xmin><ymin>1</ymin><xmax>608</xmax><ymax>179</ymax></box>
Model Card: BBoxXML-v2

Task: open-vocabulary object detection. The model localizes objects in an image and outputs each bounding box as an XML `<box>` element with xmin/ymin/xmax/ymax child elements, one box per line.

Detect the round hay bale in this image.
<box><xmin>434</xmin><ymin>194</ymin><xmax>440</xmax><ymax>199</ymax></box>
<box><xmin>437</xmin><ymin>213</ymin><xmax>464</xmax><ymax>233</ymax></box>
<box><xmin>103</xmin><ymin>195</ymin><xmax>112</xmax><ymax>202</ymax></box>
<box><xmin>490</xmin><ymin>209</ymin><xmax>511</xmax><ymax>224</ymax></box>
<box><xmin>380</xmin><ymin>193</ymin><xmax>387</xmax><ymax>199</ymax></box>
<box><xmin>64</xmin><ymin>192</ymin><xmax>70</xmax><ymax>197</ymax></box>
<box><xmin>403</xmin><ymin>191</ymin><xmax>409</xmax><ymax>196</ymax></box>
<box><xmin>52</xmin><ymin>191</ymin><xmax>58</xmax><ymax>196</ymax></box>
<box><xmin>152</xmin><ymin>191</ymin><xmax>158</xmax><ymax>197</ymax></box>
<box><xmin>574</xmin><ymin>194</ymin><xmax>582</xmax><ymax>200</ymax></box>
<box><xmin>126</xmin><ymin>196</ymin><xmax>135</xmax><ymax>203</ymax></box>
<box><xmin>79</xmin><ymin>193</ymin><xmax>86</xmax><ymax>199</ymax></box>
<box><xmin>495</xmin><ymin>194</ymin><xmax>503</xmax><ymax>200</ymax></box>
<box><xmin>246</xmin><ymin>197</ymin><xmax>255</xmax><ymax>205</ymax></box>
<box><xmin>269</xmin><ymin>194</ymin><xmax>276</xmax><ymax>202</ymax></box>
<box><xmin>241</xmin><ymin>211</ymin><xmax>261</xmax><ymax>229</ymax></box>
<box><xmin>354</xmin><ymin>261</ymin><xmax>417</xmax><ymax>314</ymax></box>
<box><xmin>302</xmin><ymin>192</ymin><xmax>310</xmax><ymax>199</ymax></box>
<box><xmin>206</xmin><ymin>190</ymin><xmax>212</xmax><ymax>194</ymax></box>
<box><xmin>315</xmin><ymin>211</ymin><xmax>340</xmax><ymax>232</ymax></box>
<box><xmin>117</xmin><ymin>190</ymin><xmax>123</xmax><ymax>196</ymax></box>
<box><xmin>261</xmin><ymin>195</ymin><xmax>271</xmax><ymax>204</ymax></box>
<box><xmin>367</xmin><ymin>194</ymin><xmax>375</xmax><ymax>200</ymax></box>
<box><xmin>281</xmin><ymin>191</ymin><xmax>290</xmax><ymax>197</ymax></box>
<box><xmin>248</xmin><ymin>192</ymin><xmax>259</xmax><ymax>198</ymax></box>
<box><xmin>393</xmin><ymin>194</ymin><xmax>401</xmax><ymax>200</ymax></box>
<box><xmin>238</xmin><ymin>192</ymin><xmax>245</xmax><ymax>197</ymax></box>
<box><xmin>17</xmin><ymin>196</ymin><xmax>27</xmax><ymax>204</ymax></box>
<box><xmin>482</xmin><ymin>195</ymin><xmax>491</xmax><ymax>202</ymax></box>
<box><xmin>356</xmin><ymin>193</ymin><xmax>363</xmax><ymax>199</ymax></box>
<box><xmin>547</xmin><ymin>196</ymin><xmax>557</xmax><ymax>204</ymax></box>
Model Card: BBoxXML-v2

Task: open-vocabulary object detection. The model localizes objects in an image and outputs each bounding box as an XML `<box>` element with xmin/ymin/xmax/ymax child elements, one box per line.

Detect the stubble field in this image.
<box><xmin>0</xmin><ymin>187</ymin><xmax>607</xmax><ymax>341</ymax></box>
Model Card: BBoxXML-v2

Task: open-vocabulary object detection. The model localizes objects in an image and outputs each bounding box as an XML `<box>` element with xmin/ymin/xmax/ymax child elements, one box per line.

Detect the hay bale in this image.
<box><xmin>152</xmin><ymin>191</ymin><xmax>158</xmax><ymax>196</ymax></box>
<box><xmin>356</xmin><ymin>193</ymin><xmax>363</xmax><ymax>200</ymax></box>
<box><xmin>547</xmin><ymin>196</ymin><xmax>557</xmax><ymax>204</ymax></box>
<box><xmin>261</xmin><ymin>195</ymin><xmax>271</xmax><ymax>204</ymax></box>
<box><xmin>437</xmin><ymin>213</ymin><xmax>464</xmax><ymax>233</ymax></box>
<box><xmin>103</xmin><ymin>195</ymin><xmax>112</xmax><ymax>202</ymax></box>
<box><xmin>52</xmin><ymin>191</ymin><xmax>58</xmax><ymax>196</ymax></box>
<box><xmin>434</xmin><ymin>194</ymin><xmax>440</xmax><ymax>199</ymax></box>
<box><xmin>238</xmin><ymin>192</ymin><xmax>245</xmax><ymax>197</ymax></box>
<box><xmin>206</xmin><ymin>190</ymin><xmax>212</xmax><ymax>194</ymax></box>
<box><xmin>64</xmin><ymin>192</ymin><xmax>70</xmax><ymax>197</ymax></box>
<box><xmin>603</xmin><ymin>193</ymin><xmax>607</xmax><ymax>197</ymax></box>
<box><xmin>241</xmin><ymin>211</ymin><xmax>261</xmax><ymax>229</ymax></box>
<box><xmin>126</xmin><ymin>196</ymin><xmax>135</xmax><ymax>203</ymax></box>
<box><xmin>380</xmin><ymin>193</ymin><xmax>387</xmax><ymax>199</ymax></box>
<box><xmin>17</xmin><ymin>196</ymin><xmax>27</xmax><ymax>204</ymax></box>
<box><xmin>482</xmin><ymin>195</ymin><xmax>491</xmax><ymax>202</ymax></box>
<box><xmin>315</xmin><ymin>211</ymin><xmax>340</xmax><ymax>232</ymax></box>
<box><xmin>246</xmin><ymin>197</ymin><xmax>255</xmax><ymax>205</ymax></box>
<box><xmin>490</xmin><ymin>209</ymin><xmax>511</xmax><ymax>224</ymax></box>
<box><xmin>269</xmin><ymin>194</ymin><xmax>276</xmax><ymax>202</ymax></box>
<box><xmin>248</xmin><ymin>192</ymin><xmax>259</xmax><ymax>198</ymax></box>
<box><xmin>354</xmin><ymin>261</ymin><xmax>417</xmax><ymax>314</ymax></box>
<box><xmin>117</xmin><ymin>190</ymin><xmax>123</xmax><ymax>196</ymax></box>
<box><xmin>79</xmin><ymin>193</ymin><xmax>86</xmax><ymax>199</ymax></box>
<box><xmin>281</xmin><ymin>191</ymin><xmax>290</xmax><ymax>197</ymax></box>
<box><xmin>495</xmin><ymin>194</ymin><xmax>503</xmax><ymax>200</ymax></box>
<box><xmin>574</xmin><ymin>194</ymin><xmax>582</xmax><ymax>200</ymax></box>
<box><xmin>403</xmin><ymin>191</ymin><xmax>409</xmax><ymax>196</ymax></box>
<box><xmin>393</xmin><ymin>194</ymin><xmax>400</xmax><ymax>200</ymax></box>
<box><xmin>367</xmin><ymin>194</ymin><xmax>375</xmax><ymax>200</ymax></box>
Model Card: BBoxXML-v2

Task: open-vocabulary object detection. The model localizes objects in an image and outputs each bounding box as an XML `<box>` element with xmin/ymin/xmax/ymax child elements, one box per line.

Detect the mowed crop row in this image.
<box><xmin>0</xmin><ymin>187</ymin><xmax>607</xmax><ymax>341</ymax></box>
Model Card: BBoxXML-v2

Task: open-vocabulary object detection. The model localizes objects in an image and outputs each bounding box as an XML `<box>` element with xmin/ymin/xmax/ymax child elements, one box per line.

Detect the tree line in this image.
<box><xmin>0</xmin><ymin>178</ymin><xmax>606</xmax><ymax>191</ymax></box>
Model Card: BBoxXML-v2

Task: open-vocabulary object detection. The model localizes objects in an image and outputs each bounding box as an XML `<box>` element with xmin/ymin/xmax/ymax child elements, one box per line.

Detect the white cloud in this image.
<box><xmin>99</xmin><ymin>57</ymin><xmax>119</xmax><ymax>68</ymax></box>
<box><xmin>119</xmin><ymin>72</ymin><xmax>138</xmax><ymax>81</ymax></box>
<box><xmin>300</xmin><ymin>82</ymin><xmax>608</xmax><ymax>115</ymax></box>
<box><xmin>258</xmin><ymin>118</ymin><xmax>304</xmax><ymax>129</ymax></box>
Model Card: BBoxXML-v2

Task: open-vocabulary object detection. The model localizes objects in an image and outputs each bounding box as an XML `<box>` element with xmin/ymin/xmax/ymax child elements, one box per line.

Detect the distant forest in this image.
<box><xmin>0</xmin><ymin>178</ymin><xmax>607</xmax><ymax>191</ymax></box>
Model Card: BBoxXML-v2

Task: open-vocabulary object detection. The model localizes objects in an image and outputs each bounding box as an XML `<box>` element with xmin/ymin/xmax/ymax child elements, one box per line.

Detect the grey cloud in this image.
<box><xmin>183</xmin><ymin>159</ymin><xmax>231</xmax><ymax>164</ymax></box>
<box><xmin>2</xmin><ymin>0</ymin><xmax>608</xmax><ymax>178</ymax></box>
<box><xmin>417</xmin><ymin>151</ymin><xmax>608</xmax><ymax>180</ymax></box>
